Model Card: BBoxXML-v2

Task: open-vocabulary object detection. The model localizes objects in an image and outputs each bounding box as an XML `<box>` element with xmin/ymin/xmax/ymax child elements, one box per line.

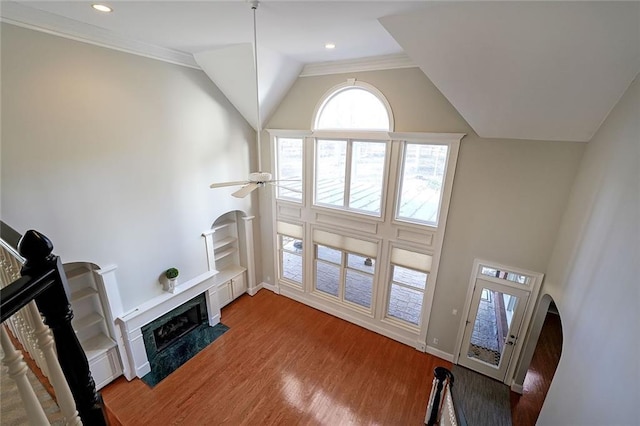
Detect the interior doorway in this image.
<box><xmin>511</xmin><ymin>303</ymin><xmax>563</xmax><ymax>425</ymax></box>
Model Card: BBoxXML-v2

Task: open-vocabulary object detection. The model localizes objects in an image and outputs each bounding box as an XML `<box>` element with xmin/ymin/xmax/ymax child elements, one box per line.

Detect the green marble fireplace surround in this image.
<box><xmin>140</xmin><ymin>293</ymin><xmax>228</xmax><ymax>386</ymax></box>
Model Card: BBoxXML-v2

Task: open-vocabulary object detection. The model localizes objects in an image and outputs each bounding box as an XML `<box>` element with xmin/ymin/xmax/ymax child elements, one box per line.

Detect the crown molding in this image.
<box><xmin>0</xmin><ymin>1</ymin><xmax>199</xmax><ymax>69</ymax></box>
<box><xmin>300</xmin><ymin>53</ymin><xmax>417</xmax><ymax>77</ymax></box>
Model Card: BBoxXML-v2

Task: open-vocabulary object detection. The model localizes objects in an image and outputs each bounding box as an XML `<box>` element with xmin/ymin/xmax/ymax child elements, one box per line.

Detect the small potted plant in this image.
<box><xmin>163</xmin><ymin>267</ymin><xmax>179</xmax><ymax>293</ymax></box>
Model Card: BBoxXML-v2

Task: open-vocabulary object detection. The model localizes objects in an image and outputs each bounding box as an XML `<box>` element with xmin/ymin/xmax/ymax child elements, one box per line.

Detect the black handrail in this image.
<box><xmin>426</xmin><ymin>367</ymin><xmax>455</xmax><ymax>426</ymax></box>
<box><xmin>0</xmin><ymin>223</ymin><xmax>107</xmax><ymax>425</ymax></box>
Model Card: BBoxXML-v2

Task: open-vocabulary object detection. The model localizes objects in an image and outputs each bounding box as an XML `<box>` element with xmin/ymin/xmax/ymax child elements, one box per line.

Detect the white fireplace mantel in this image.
<box><xmin>115</xmin><ymin>270</ymin><xmax>220</xmax><ymax>379</ymax></box>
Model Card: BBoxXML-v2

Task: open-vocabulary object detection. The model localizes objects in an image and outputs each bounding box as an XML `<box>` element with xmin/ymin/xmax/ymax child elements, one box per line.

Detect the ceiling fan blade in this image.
<box><xmin>210</xmin><ymin>180</ymin><xmax>249</xmax><ymax>189</ymax></box>
<box><xmin>232</xmin><ymin>183</ymin><xmax>260</xmax><ymax>198</ymax></box>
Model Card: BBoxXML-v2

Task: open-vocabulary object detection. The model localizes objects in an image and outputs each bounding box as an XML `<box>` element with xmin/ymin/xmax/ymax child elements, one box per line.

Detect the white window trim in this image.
<box><xmin>269</xmin><ymin>119</ymin><xmax>465</xmax><ymax>352</ymax></box>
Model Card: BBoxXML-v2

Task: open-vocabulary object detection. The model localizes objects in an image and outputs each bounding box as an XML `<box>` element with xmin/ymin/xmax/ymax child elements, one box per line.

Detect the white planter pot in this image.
<box><xmin>163</xmin><ymin>278</ymin><xmax>177</xmax><ymax>293</ymax></box>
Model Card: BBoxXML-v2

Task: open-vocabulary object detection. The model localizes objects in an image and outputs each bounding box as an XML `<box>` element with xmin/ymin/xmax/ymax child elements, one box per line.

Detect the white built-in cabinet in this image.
<box><xmin>216</xmin><ymin>267</ymin><xmax>246</xmax><ymax>307</ymax></box>
<box><xmin>209</xmin><ymin>212</ymin><xmax>247</xmax><ymax>308</ymax></box>
<box><xmin>64</xmin><ymin>263</ymin><xmax>122</xmax><ymax>390</ymax></box>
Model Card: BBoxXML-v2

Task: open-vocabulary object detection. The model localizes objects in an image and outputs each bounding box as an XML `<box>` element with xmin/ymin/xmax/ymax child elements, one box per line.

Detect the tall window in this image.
<box><xmin>275</xmin><ymin>137</ymin><xmax>303</xmax><ymax>202</ymax></box>
<box><xmin>270</xmin><ymin>78</ymin><xmax>463</xmax><ymax>349</ymax></box>
<box><xmin>315</xmin><ymin>139</ymin><xmax>387</xmax><ymax>215</ymax></box>
<box><xmin>277</xmin><ymin>222</ymin><xmax>303</xmax><ymax>286</ymax></box>
<box><xmin>313</xmin><ymin>229</ymin><xmax>378</xmax><ymax>311</ymax></box>
<box><xmin>315</xmin><ymin>246</ymin><xmax>376</xmax><ymax>310</ymax></box>
<box><xmin>396</xmin><ymin>143</ymin><xmax>449</xmax><ymax>226</ymax></box>
<box><xmin>386</xmin><ymin>247</ymin><xmax>432</xmax><ymax>327</ymax></box>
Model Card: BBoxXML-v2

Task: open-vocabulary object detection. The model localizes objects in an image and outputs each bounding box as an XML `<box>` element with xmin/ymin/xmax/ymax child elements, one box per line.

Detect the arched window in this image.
<box><xmin>313</xmin><ymin>80</ymin><xmax>393</xmax><ymax>131</ymax></box>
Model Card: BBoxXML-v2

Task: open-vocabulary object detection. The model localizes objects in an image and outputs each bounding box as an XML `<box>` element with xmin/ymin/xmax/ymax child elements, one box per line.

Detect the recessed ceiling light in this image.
<box><xmin>325</xmin><ymin>43</ymin><xmax>336</xmax><ymax>50</ymax></box>
<box><xmin>92</xmin><ymin>4</ymin><xmax>112</xmax><ymax>13</ymax></box>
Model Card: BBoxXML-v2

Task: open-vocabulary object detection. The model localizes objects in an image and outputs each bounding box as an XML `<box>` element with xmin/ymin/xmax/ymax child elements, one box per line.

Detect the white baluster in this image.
<box><xmin>0</xmin><ymin>325</ymin><xmax>50</xmax><ymax>425</ymax></box>
<box><xmin>0</xmin><ymin>249</ymin><xmax>11</xmax><ymax>286</ymax></box>
<box><xmin>0</xmin><ymin>245</ymin><xmax>49</xmax><ymax>376</ymax></box>
<box><xmin>8</xmin><ymin>306</ymin><xmax>48</xmax><ymax>376</ymax></box>
<box><xmin>22</xmin><ymin>305</ymin><xmax>49</xmax><ymax>376</ymax></box>
<box><xmin>28</xmin><ymin>302</ymin><xmax>82</xmax><ymax>426</ymax></box>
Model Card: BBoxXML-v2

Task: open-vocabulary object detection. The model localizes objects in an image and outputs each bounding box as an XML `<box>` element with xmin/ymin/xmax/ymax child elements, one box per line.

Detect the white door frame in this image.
<box><xmin>453</xmin><ymin>259</ymin><xmax>544</xmax><ymax>386</ymax></box>
<box><xmin>458</xmin><ymin>279</ymin><xmax>530</xmax><ymax>381</ymax></box>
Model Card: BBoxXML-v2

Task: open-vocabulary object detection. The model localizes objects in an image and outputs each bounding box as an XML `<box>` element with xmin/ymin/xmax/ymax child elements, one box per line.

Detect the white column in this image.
<box><xmin>0</xmin><ymin>325</ymin><xmax>50</xmax><ymax>426</ymax></box>
<box><xmin>27</xmin><ymin>302</ymin><xmax>82</xmax><ymax>425</ymax></box>
<box><xmin>201</xmin><ymin>229</ymin><xmax>217</xmax><ymax>272</ymax></box>
<box><xmin>95</xmin><ymin>264</ymin><xmax>131</xmax><ymax>380</ymax></box>
<box><xmin>241</xmin><ymin>216</ymin><xmax>258</xmax><ymax>295</ymax></box>
<box><xmin>124</xmin><ymin>326</ymin><xmax>151</xmax><ymax>378</ymax></box>
<box><xmin>205</xmin><ymin>286</ymin><xmax>221</xmax><ymax>326</ymax></box>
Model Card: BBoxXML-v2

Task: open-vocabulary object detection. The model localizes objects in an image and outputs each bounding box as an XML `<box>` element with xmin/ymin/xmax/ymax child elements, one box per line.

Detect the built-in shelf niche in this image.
<box><xmin>64</xmin><ymin>262</ymin><xmax>122</xmax><ymax>389</ymax></box>
<box><xmin>203</xmin><ymin>211</ymin><xmax>257</xmax><ymax>309</ymax></box>
<box><xmin>211</xmin><ymin>216</ymin><xmax>241</xmax><ymax>272</ymax></box>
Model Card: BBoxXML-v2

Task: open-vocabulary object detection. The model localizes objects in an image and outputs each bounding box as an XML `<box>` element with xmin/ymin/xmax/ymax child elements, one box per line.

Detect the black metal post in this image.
<box><xmin>19</xmin><ymin>230</ymin><xmax>107</xmax><ymax>425</ymax></box>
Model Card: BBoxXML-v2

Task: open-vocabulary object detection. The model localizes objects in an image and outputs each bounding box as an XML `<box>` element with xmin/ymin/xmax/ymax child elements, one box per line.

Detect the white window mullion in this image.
<box><xmin>343</xmin><ymin>139</ymin><xmax>353</xmax><ymax>208</ymax></box>
<box><xmin>339</xmin><ymin>251</ymin><xmax>346</xmax><ymax>301</ymax></box>
<box><xmin>313</xmin><ymin>139</ymin><xmax>320</xmax><ymax>206</ymax></box>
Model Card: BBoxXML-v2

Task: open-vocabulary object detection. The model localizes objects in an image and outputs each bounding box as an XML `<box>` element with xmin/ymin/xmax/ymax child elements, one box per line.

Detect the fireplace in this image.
<box><xmin>141</xmin><ymin>294</ymin><xmax>208</xmax><ymax>364</ymax></box>
<box><xmin>153</xmin><ymin>303</ymin><xmax>202</xmax><ymax>352</ymax></box>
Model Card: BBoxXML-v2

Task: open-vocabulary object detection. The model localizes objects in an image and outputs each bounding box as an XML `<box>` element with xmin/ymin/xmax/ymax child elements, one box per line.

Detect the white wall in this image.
<box><xmin>1</xmin><ymin>24</ymin><xmax>258</xmax><ymax>311</ymax></box>
<box><xmin>265</xmin><ymin>67</ymin><xmax>585</xmax><ymax>355</ymax></box>
<box><xmin>537</xmin><ymin>75</ymin><xmax>639</xmax><ymax>425</ymax></box>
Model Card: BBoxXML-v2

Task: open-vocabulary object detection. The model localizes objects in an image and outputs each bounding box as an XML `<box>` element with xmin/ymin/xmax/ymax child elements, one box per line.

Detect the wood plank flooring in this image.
<box><xmin>510</xmin><ymin>312</ymin><xmax>563</xmax><ymax>426</ymax></box>
<box><xmin>103</xmin><ymin>290</ymin><xmax>556</xmax><ymax>425</ymax></box>
<box><xmin>102</xmin><ymin>290</ymin><xmax>451</xmax><ymax>425</ymax></box>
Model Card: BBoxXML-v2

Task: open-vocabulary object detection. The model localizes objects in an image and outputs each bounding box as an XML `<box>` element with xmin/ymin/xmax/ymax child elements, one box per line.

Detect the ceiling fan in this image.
<box><xmin>209</xmin><ymin>1</ymin><xmax>298</xmax><ymax>199</ymax></box>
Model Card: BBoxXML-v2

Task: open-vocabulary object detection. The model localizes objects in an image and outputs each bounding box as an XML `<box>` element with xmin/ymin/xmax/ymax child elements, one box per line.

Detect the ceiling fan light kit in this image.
<box><xmin>249</xmin><ymin>172</ymin><xmax>272</xmax><ymax>182</ymax></box>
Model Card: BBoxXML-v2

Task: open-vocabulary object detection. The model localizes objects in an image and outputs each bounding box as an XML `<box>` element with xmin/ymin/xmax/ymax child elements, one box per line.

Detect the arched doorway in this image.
<box><xmin>511</xmin><ymin>295</ymin><xmax>563</xmax><ymax>425</ymax></box>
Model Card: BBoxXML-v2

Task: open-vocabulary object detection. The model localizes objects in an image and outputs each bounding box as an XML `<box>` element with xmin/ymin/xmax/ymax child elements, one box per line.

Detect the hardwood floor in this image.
<box><xmin>510</xmin><ymin>312</ymin><xmax>563</xmax><ymax>426</ymax></box>
<box><xmin>102</xmin><ymin>290</ymin><xmax>557</xmax><ymax>425</ymax></box>
<box><xmin>102</xmin><ymin>290</ymin><xmax>451</xmax><ymax>425</ymax></box>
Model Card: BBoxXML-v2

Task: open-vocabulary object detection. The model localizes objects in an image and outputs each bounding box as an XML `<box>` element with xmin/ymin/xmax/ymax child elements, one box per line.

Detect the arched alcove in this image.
<box><xmin>205</xmin><ymin>210</ymin><xmax>257</xmax><ymax>308</ymax></box>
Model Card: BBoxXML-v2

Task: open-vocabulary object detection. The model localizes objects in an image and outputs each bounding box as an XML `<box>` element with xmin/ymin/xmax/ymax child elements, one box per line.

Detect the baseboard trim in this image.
<box><xmin>425</xmin><ymin>345</ymin><xmax>454</xmax><ymax>362</ymax></box>
<box><xmin>260</xmin><ymin>282</ymin><xmax>280</xmax><ymax>294</ymax></box>
<box><xmin>135</xmin><ymin>362</ymin><xmax>151</xmax><ymax>379</ymax></box>
<box><xmin>247</xmin><ymin>284</ymin><xmax>263</xmax><ymax>296</ymax></box>
<box><xmin>278</xmin><ymin>287</ymin><xmax>423</xmax><ymax>350</ymax></box>
<box><xmin>209</xmin><ymin>313</ymin><xmax>221</xmax><ymax>326</ymax></box>
<box><xmin>511</xmin><ymin>382</ymin><xmax>524</xmax><ymax>394</ymax></box>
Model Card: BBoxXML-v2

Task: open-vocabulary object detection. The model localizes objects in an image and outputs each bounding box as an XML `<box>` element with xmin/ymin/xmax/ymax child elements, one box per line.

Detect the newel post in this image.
<box><xmin>426</xmin><ymin>366</ymin><xmax>454</xmax><ymax>426</ymax></box>
<box><xmin>19</xmin><ymin>230</ymin><xmax>107</xmax><ymax>425</ymax></box>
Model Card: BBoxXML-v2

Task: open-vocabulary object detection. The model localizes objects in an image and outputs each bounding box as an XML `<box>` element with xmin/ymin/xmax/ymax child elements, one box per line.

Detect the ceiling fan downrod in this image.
<box><xmin>250</xmin><ymin>1</ymin><xmax>263</xmax><ymax>173</ymax></box>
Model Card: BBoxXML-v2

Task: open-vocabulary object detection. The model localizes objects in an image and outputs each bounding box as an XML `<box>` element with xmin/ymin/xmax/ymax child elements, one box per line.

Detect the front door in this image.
<box><xmin>458</xmin><ymin>279</ymin><xmax>529</xmax><ymax>381</ymax></box>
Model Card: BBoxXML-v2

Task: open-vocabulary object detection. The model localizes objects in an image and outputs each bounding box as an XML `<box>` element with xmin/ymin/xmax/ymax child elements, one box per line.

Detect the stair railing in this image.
<box><xmin>425</xmin><ymin>367</ymin><xmax>458</xmax><ymax>426</ymax></box>
<box><xmin>1</xmin><ymin>232</ymin><xmax>55</xmax><ymax>371</ymax></box>
<box><xmin>1</xmin><ymin>223</ymin><xmax>106</xmax><ymax>425</ymax></box>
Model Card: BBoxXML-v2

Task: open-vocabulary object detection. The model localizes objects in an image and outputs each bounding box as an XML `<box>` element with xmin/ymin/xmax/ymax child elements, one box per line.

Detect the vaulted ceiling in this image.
<box><xmin>2</xmin><ymin>1</ymin><xmax>638</xmax><ymax>142</ymax></box>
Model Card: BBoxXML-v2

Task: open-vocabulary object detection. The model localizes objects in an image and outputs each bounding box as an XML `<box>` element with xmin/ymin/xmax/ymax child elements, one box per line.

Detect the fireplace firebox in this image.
<box><xmin>141</xmin><ymin>293</ymin><xmax>208</xmax><ymax>361</ymax></box>
<box><xmin>153</xmin><ymin>303</ymin><xmax>202</xmax><ymax>352</ymax></box>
